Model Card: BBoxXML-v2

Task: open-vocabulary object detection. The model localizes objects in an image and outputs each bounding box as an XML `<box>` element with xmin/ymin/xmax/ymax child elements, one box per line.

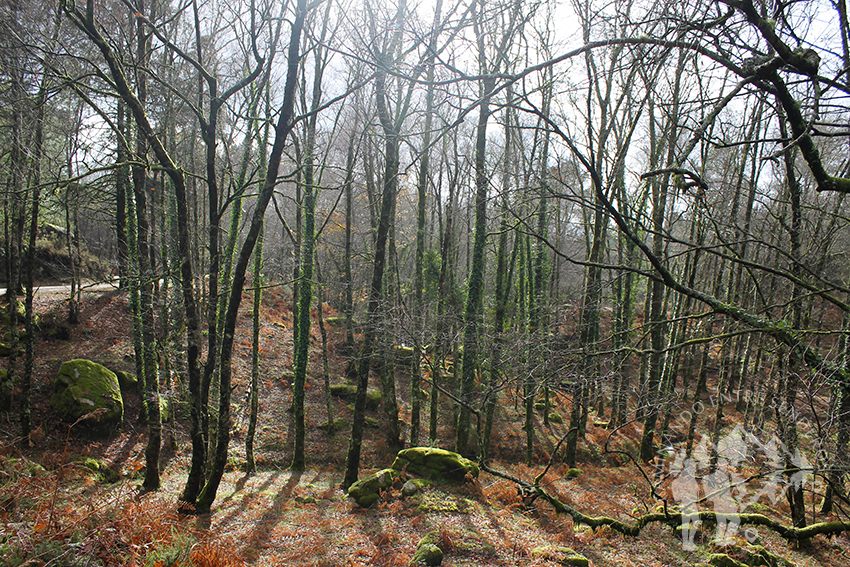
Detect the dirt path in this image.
<box><xmin>0</xmin><ymin>278</ymin><xmax>120</xmax><ymax>296</ymax></box>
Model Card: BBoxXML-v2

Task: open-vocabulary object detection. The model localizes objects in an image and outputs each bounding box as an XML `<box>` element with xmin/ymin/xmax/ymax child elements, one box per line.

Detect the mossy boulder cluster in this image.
<box><xmin>49</xmin><ymin>359</ymin><xmax>124</xmax><ymax>433</ymax></box>
<box><xmin>392</xmin><ymin>447</ymin><xmax>480</xmax><ymax>481</ymax></box>
<box><xmin>348</xmin><ymin>447</ymin><xmax>479</xmax><ymax>508</ymax></box>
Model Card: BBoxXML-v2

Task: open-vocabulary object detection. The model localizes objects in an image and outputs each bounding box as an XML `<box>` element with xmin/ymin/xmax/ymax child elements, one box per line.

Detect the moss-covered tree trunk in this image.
<box><xmin>246</xmin><ymin>223</ymin><xmax>263</xmax><ymax>474</ymax></box>
<box><xmin>456</xmin><ymin>47</ymin><xmax>495</xmax><ymax>454</ymax></box>
<box><xmin>194</xmin><ymin>0</ymin><xmax>306</xmax><ymax>512</ymax></box>
<box><xmin>410</xmin><ymin>0</ymin><xmax>442</xmax><ymax>446</ymax></box>
<box><xmin>343</xmin><ymin>66</ymin><xmax>399</xmax><ymax>489</ymax></box>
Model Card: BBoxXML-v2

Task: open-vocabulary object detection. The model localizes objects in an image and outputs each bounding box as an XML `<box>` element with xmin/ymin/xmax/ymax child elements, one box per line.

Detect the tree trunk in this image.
<box><xmin>343</xmin><ymin>66</ymin><xmax>400</xmax><ymax>489</ymax></box>
<box><xmin>194</xmin><ymin>0</ymin><xmax>306</xmax><ymax>512</ymax></box>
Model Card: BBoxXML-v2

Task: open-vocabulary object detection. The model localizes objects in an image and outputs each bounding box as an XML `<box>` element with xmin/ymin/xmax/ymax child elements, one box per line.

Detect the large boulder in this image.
<box><xmin>50</xmin><ymin>359</ymin><xmax>124</xmax><ymax>432</ymax></box>
<box><xmin>392</xmin><ymin>447</ymin><xmax>480</xmax><ymax>481</ymax></box>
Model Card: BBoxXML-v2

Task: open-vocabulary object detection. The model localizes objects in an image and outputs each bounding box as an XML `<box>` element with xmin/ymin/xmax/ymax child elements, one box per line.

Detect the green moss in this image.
<box><xmin>49</xmin><ymin>359</ymin><xmax>124</xmax><ymax>432</ymax></box>
<box><xmin>114</xmin><ymin>370</ymin><xmax>139</xmax><ymax>396</ymax></box>
<box><xmin>708</xmin><ymin>554</ymin><xmax>749</xmax><ymax>567</ymax></box>
<box><xmin>455</xmin><ymin>538</ymin><xmax>497</xmax><ymax>557</ymax></box>
<box><xmin>79</xmin><ymin>457</ymin><xmax>120</xmax><ymax>483</ymax></box>
<box><xmin>566</xmin><ymin>468</ymin><xmax>582</xmax><ymax>479</ymax></box>
<box><xmin>393</xmin><ymin>344</ymin><xmax>416</xmax><ymax>365</ymax></box>
<box><xmin>415</xmin><ymin>492</ymin><xmax>474</xmax><ymax>514</ymax></box>
<box><xmin>392</xmin><ymin>447</ymin><xmax>479</xmax><ymax>481</ymax></box>
<box><xmin>2</xmin><ymin>457</ymin><xmax>46</xmax><ymax>482</ymax></box>
<box><xmin>548</xmin><ymin>412</ymin><xmax>563</xmax><ymax>424</ymax></box>
<box><xmin>330</xmin><ymin>383</ymin><xmax>358</xmax><ymax>398</ymax></box>
<box><xmin>410</xmin><ymin>543</ymin><xmax>442</xmax><ymax>566</ymax></box>
<box><xmin>530</xmin><ymin>546</ymin><xmax>589</xmax><ymax>567</ymax></box>
<box><xmin>708</xmin><ymin>544</ymin><xmax>797</xmax><ymax>567</ymax></box>
<box><xmin>366</xmin><ymin>389</ymin><xmax>382</xmax><ymax>409</ymax></box>
<box><xmin>347</xmin><ymin>468</ymin><xmax>398</xmax><ymax>507</ymax></box>
<box><xmin>332</xmin><ymin>383</ymin><xmax>382</xmax><ymax>409</ymax></box>
<box><xmin>318</xmin><ymin>417</ymin><xmax>348</xmax><ymax>431</ymax></box>
<box><xmin>143</xmin><ymin>533</ymin><xmax>195</xmax><ymax>567</ymax></box>
<box><xmin>0</xmin><ymin>298</ymin><xmax>26</xmax><ymax>327</ymax></box>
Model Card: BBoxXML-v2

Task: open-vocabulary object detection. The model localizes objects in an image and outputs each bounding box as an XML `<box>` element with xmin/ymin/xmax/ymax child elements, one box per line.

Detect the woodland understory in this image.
<box><xmin>3</xmin><ymin>0</ymin><xmax>850</xmax><ymax>565</ymax></box>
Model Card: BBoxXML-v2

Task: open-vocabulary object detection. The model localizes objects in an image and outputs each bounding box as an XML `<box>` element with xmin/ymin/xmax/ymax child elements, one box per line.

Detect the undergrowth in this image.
<box><xmin>0</xmin><ymin>452</ymin><xmax>234</xmax><ymax>567</ymax></box>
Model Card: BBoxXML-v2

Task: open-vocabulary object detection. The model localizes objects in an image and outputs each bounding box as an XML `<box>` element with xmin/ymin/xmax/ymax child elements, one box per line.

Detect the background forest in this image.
<box><xmin>3</xmin><ymin>0</ymin><xmax>850</xmax><ymax>565</ymax></box>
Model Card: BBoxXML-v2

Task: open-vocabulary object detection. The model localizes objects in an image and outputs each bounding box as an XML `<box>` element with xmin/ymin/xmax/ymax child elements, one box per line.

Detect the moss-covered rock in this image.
<box><xmin>347</xmin><ymin>468</ymin><xmax>399</xmax><ymax>507</ymax></box>
<box><xmin>394</xmin><ymin>344</ymin><xmax>415</xmax><ymax>362</ymax></box>
<box><xmin>392</xmin><ymin>447</ymin><xmax>479</xmax><ymax>481</ymax></box>
<box><xmin>79</xmin><ymin>457</ymin><xmax>121</xmax><ymax>483</ymax></box>
<box><xmin>324</xmin><ymin>316</ymin><xmax>346</xmax><ymax>327</ymax></box>
<box><xmin>331</xmin><ymin>383</ymin><xmax>382</xmax><ymax>410</ymax></box>
<box><xmin>529</xmin><ymin>546</ymin><xmax>589</xmax><ymax>567</ymax></box>
<box><xmin>410</xmin><ymin>543</ymin><xmax>442</xmax><ymax>566</ymax></box>
<box><xmin>50</xmin><ymin>359</ymin><xmax>123</xmax><ymax>433</ymax></box>
<box><xmin>0</xmin><ymin>298</ymin><xmax>26</xmax><ymax>327</ymax></box>
<box><xmin>113</xmin><ymin>370</ymin><xmax>139</xmax><ymax>397</ymax></box>
<box><xmin>548</xmin><ymin>412</ymin><xmax>563</xmax><ymax>424</ymax></box>
<box><xmin>419</xmin><ymin>530</ymin><xmax>496</xmax><ymax>559</ymax></box>
<box><xmin>0</xmin><ymin>342</ymin><xmax>11</xmax><ymax>357</ymax></box>
<box><xmin>318</xmin><ymin>417</ymin><xmax>348</xmax><ymax>431</ymax></box>
<box><xmin>366</xmin><ymin>389</ymin><xmax>382</xmax><ymax>409</ymax></box>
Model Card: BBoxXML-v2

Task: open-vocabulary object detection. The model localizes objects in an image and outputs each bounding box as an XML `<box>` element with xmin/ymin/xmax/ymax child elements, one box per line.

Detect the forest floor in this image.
<box><xmin>2</xmin><ymin>285</ymin><xmax>849</xmax><ymax>566</ymax></box>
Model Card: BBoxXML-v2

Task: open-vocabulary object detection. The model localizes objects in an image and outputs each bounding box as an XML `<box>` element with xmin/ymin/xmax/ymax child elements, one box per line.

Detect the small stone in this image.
<box><xmin>401</xmin><ymin>479</ymin><xmax>431</xmax><ymax>498</ymax></box>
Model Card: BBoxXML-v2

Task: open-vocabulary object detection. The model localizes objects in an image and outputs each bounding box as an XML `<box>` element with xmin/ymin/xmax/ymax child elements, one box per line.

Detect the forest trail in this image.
<box><xmin>0</xmin><ymin>277</ymin><xmax>120</xmax><ymax>296</ymax></box>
